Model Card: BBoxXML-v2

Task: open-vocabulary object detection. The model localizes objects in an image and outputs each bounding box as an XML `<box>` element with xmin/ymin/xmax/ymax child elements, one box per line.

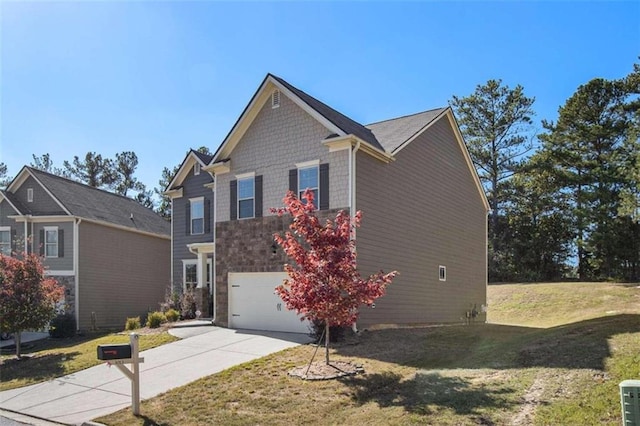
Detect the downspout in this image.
<box><xmin>350</xmin><ymin>140</ymin><xmax>361</xmax><ymax>333</ymax></box>
<box><xmin>211</xmin><ymin>177</ymin><xmax>217</xmax><ymax>325</ymax></box>
<box><xmin>23</xmin><ymin>217</ymin><xmax>28</xmax><ymax>254</ymax></box>
<box><xmin>170</xmin><ymin>198</ymin><xmax>174</xmax><ymax>295</ymax></box>
<box><xmin>74</xmin><ymin>218</ymin><xmax>82</xmax><ymax>331</ymax></box>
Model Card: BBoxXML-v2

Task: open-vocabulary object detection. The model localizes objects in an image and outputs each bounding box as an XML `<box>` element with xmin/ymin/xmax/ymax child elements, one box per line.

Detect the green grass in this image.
<box><xmin>95</xmin><ymin>282</ymin><xmax>640</xmax><ymax>426</ymax></box>
<box><xmin>0</xmin><ymin>331</ymin><xmax>178</xmax><ymax>391</ymax></box>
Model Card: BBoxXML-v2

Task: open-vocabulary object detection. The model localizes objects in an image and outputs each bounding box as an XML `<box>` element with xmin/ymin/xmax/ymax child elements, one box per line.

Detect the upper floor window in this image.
<box><xmin>0</xmin><ymin>226</ymin><xmax>11</xmax><ymax>255</ymax></box>
<box><xmin>27</xmin><ymin>188</ymin><xmax>34</xmax><ymax>203</ymax></box>
<box><xmin>298</xmin><ymin>165</ymin><xmax>319</xmax><ymax>206</ymax></box>
<box><xmin>238</xmin><ymin>177</ymin><xmax>255</xmax><ymax>219</ymax></box>
<box><xmin>45</xmin><ymin>227</ymin><xmax>58</xmax><ymax>258</ymax></box>
<box><xmin>190</xmin><ymin>198</ymin><xmax>204</xmax><ymax>235</ymax></box>
<box><xmin>194</xmin><ymin>163</ymin><xmax>201</xmax><ymax>176</ymax></box>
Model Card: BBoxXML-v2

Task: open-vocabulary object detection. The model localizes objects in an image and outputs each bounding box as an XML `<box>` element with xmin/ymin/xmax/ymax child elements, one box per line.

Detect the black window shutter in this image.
<box><xmin>58</xmin><ymin>229</ymin><xmax>64</xmax><ymax>258</ymax></box>
<box><xmin>319</xmin><ymin>163</ymin><xmax>329</xmax><ymax>210</ymax></box>
<box><xmin>185</xmin><ymin>202</ymin><xmax>191</xmax><ymax>234</ymax></box>
<box><xmin>289</xmin><ymin>169</ymin><xmax>297</xmax><ymax>195</ymax></box>
<box><xmin>39</xmin><ymin>229</ymin><xmax>44</xmax><ymax>256</ymax></box>
<box><xmin>230</xmin><ymin>180</ymin><xmax>237</xmax><ymax>220</ymax></box>
<box><xmin>255</xmin><ymin>175</ymin><xmax>263</xmax><ymax>218</ymax></box>
<box><xmin>205</xmin><ymin>199</ymin><xmax>211</xmax><ymax>234</ymax></box>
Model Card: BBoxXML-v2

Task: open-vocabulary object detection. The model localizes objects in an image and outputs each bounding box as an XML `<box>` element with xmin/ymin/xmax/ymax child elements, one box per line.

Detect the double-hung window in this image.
<box><xmin>298</xmin><ymin>164</ymin><xmax>319</xmax><ymax>206</ymax></box>
<box><xmin>0</xmin><ymin>227</ymin><xmax>11</xmax><ymax>255</ymax></box>
<box><xmin>238</xmin><ymin>177</ymin><xmax>255</xmax><ymax>219</ymax></box>
<box><xmin>44</xmin><ymin>227</ymin><xmax>59</xmax><ymax>258</ymax></box>
<box><xmin>190</xmin><ymin>198</ymin><xmax>204</xmax><ymax>235</ymax></box>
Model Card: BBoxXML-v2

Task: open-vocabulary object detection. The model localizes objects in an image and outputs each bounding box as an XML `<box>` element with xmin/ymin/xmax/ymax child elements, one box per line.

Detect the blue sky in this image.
<box><xmin>1</xmin><ymin>1</ymin><xmax>638</xmax><ymax>195</ymax></box>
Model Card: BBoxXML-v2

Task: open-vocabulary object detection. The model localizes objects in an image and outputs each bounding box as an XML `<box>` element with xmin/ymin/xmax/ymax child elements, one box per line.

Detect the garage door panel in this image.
<box><xmin>229</xmin><ymin>272</ymin><xmax>310</xmax><ymax>334</ymax></box>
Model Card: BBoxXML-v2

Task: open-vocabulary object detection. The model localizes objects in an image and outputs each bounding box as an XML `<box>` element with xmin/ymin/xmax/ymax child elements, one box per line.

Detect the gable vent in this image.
<box><xmin>272</xmin><ymin>90</ymin><xmax>280</xmax><ymax>109</ymax></box>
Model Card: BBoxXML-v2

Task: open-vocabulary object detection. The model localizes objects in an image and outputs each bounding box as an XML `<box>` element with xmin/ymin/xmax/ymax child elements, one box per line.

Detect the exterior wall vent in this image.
<box><xmin>272</xmin><ymin>90</ymin><xmax>280</xmax><ymax>109</ymax></box>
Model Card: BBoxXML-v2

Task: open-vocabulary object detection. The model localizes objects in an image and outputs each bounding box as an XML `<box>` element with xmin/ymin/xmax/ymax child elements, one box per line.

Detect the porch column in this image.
<box><xmin>195</xmin><ymin>252</ymin><xmax>210</xmax><ymax>318</ymax></box>
<box><xmin>197</xmin><ymin>252</ymin><xmax>207</xmax><ymax>289</ymax></box>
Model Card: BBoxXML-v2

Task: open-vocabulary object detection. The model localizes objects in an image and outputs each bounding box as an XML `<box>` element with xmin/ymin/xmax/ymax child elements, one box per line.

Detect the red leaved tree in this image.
<box><xmin>272</xmin><ymin>190</ymin><xmax>397</xmax><ymax>364</ymax></box>
<box><xmin>0</xmin><ymin>252</ymin><xmax>64</xmax><ymax>358</ymax></box>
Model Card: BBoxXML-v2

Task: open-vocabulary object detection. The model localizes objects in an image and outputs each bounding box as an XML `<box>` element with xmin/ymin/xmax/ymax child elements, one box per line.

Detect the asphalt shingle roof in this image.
<box><xmin>28</xmin><ymin>168</ymin><xmax>170</xmax><ymax>237</ymax></box>
<box><xmin>0</xmin><ymin>190</ymin><xmax>30</xmax><ymax>215</ymax></box>
<box><xmin>191</xmin><ymin>149</ymin><xmax>213</xmax><ymax>165</ymax></box>
<box><xmin>366</xmin><ymin>108</ymin><xmax>447</xmax><ymax>153</ymax></box>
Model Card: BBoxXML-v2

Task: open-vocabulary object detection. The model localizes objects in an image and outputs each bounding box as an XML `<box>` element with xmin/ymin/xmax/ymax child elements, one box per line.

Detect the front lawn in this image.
<box><xmin>97</xmin><ymin>283</ymin><xmax>640</xmax><ymax>426</ymax></box>
<box><xmin>0</xmin><ymin>329</ymin><xmax>178</xmax><ymax>391</ymax></box>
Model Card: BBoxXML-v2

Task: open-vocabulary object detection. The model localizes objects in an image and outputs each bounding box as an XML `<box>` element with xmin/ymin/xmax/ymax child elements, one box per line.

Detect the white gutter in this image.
<box><xmin>74</xmin><ymin>218</ymin><xmax>82</xmax><ymax>330</ymax></box>
<box><xmin>211</xmin><ymin>177</ymin><xmax>217</xmax><ymax>325</ymax></box>
<box><xmin>170</xmin><ymin>198</ymin><xmax>174</xmax><ymax>294</ymax></box>
<box><xmin>350</xmin><ymin>140</ymin><xmax>361</xmax><ymax>334</ymax></box>
<box><xmin>23</xmin><ymin>217</ymin><xmax>28</xmax><ymax>254</ymax></box>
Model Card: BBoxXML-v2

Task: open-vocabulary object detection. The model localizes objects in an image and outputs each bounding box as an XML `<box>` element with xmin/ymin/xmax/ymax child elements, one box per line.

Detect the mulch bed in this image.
<box><xmin>289</xmin><ymin>361</ymin><xmax>364</xmax><ymax>380</ymax></box>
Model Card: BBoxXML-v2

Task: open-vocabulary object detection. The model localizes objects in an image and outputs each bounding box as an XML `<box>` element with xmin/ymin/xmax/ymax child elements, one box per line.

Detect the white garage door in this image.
<box><xmin>228</xmin><ymin>272</ymin><xmax>310</xmax><ymax>334</ymax></box>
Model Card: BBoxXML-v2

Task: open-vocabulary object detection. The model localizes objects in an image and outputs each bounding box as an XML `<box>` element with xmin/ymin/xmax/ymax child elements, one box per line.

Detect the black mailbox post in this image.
<box><xmin>97</xmin><ymin>344</ymin><xmax>132</xmax><ymax>360</ymax></box>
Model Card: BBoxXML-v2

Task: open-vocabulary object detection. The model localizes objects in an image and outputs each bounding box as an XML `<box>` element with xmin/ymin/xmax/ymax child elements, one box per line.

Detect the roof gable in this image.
<box><xmin>366</xmin><ymin>108</ymin><xmax>447</xmax><ymax>153</ymax></box>
<box><xmin>11</xmin><ymin>167</ymin><xmax>170</xmax><ymax>237</ymax></box>
<box><xmin>166</xmin><ymin>149</ymin><xmax>214</xmax><ymax>192</ymax></box>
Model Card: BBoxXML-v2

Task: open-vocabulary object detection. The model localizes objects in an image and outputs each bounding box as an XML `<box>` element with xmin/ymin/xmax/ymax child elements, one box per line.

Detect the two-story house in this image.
<box><xmin>166</xmin><ymin>74</ymin><xmax>489</xmax><ymax>333</ymax></box>
<box><xmin>0</xmin><ymin>167</ymin><xmax>171</xmax><ymax>330</ymax></box>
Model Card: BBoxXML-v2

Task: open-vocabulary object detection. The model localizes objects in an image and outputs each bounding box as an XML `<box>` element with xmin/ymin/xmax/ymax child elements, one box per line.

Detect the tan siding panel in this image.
<box><xmin>356</xmin><ymin>116</ymin><xmax>487</xmax><ymax>326</ymax></box>
<box><xmin>78</xmin><ymin>221</ymin><xmax>170</xmax><ymax>329</ymax></box>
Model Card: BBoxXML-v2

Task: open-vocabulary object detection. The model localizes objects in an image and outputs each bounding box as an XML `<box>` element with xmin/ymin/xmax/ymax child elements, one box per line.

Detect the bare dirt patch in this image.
<box><xmin>289</xmin><ymin>360</ymin><xmax>364</xmax><ymax>380</ymax></box>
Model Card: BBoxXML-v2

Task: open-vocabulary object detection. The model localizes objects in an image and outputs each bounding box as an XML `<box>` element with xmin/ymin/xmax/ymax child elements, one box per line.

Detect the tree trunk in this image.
<box><xmin>325</xmin><ymin>323</ymin><xmax>330</xmax><ymax>365</ymax></box>
<box><xmin>15</xmin><ymin>331</ymin><xmax>21</xmax><ymax>359</ymax></box>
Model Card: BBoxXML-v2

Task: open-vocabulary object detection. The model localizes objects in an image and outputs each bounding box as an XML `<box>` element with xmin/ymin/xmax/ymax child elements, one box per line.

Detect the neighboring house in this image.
<box><xmin>0</xmin><ymin>167</ymin><xmax>171</xmax><ymax>330</ymax></box>
<box><xmin>165</xmin><ymin>73</ymin><xmax>490</xmax><ymax>333</ymax></box>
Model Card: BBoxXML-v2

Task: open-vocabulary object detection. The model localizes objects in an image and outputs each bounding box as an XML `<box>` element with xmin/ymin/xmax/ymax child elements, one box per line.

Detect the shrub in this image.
<box><xmin>125</xmin><ymin>316</ymin><xmax>141</xmax><ymax>331</ymax></box>
<box><xmin>49</xmin><ymin>312</ymin><xmax>76</xmax><ymax>338</ymax></box>
<box><xmin>165</xmin><ymin>308</ymin><xmax>179</xmax><ymax>322</ymax></box>
<box><xmin>146</xmin><ymin>311</ymin><xmax>166</xmax><ymax>329</ymax></box>
<box><xmin>180</xmin><ymin>290</ymin><xmax>197</xmax><ymax>320</ymax></box>
<box><xmin>309</xmin><ymin>320</ymin><xmax>346</xmax><ymax>344</ymax></box>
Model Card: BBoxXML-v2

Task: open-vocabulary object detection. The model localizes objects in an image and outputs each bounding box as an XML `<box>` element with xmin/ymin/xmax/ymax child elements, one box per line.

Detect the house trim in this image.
<box><xmin>391</xmin><ymin>107</ymin><xmax>449</xmax><ymax>155</ymax></box>
<box><xmin>0</xmin><ymin>192</ymin><xmax>24</xmax><ymax>215</ymax></box>
<box><xmin>323</xmin><ymin>135</ymin><xmax>394</xmax><ymax>164</ymax></box>
<box><xmin>46</xmin><ymin>270</ymin><xmax>75</xmax><ymax>276</ymax></box>
<box><xmin>9</xmin><ymin>167</ymin><xmax>72</xmax><ymax>215</ymax></box>
<box><xmin>166</xmin><ymin>151</ymin><xmax>212</xmax><ymax>194</ymax></box>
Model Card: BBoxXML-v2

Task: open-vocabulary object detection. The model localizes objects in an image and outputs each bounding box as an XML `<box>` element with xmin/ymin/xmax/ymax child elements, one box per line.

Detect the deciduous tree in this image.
<box><xmin>0</xmin><ymin>253</ymin><xmax>64</xmax><ymax>358</ymax></box>
<box><xmin>272</xmin><ymin>190</ymin><xmax>397</xmax><ymax>364</ymax></box>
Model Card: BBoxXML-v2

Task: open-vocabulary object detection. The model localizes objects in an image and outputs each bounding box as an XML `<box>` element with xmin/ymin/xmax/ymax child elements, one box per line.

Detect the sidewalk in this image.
<box><xmin>0</xmin><ymin>326</ymin><xmax>310</xmax><ymax>425</ymax></box>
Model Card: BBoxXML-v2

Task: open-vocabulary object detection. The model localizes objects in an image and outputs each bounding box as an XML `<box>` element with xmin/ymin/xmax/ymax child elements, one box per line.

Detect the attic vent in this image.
<box><xmin>27</xmin><ymin>188</ymin><xmax>34</xmax><ymax>203</ymax></box>
<box><xmin>272</xmin><ymin>90</ymin><xmax>280</xmax><ymax>109</ymax></box>
<box><xmin>194</xmin><ymin>162</ymin><xmax>201</xmax><ymax>176</ymax></box>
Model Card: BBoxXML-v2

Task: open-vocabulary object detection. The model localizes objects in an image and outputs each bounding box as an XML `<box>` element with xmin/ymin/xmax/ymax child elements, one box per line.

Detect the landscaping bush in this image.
<box><xmin>146</xmin><ymin>311</ymin><xmax>166</xmax><ymax>329</ymax></box>
<box><xmin>49</xmin><ymin>312</ymin><xmax>76</xmax><ymax>338</ymax></box>
<box><xmin>165</xmin><ymin>309</ymin><xmax>179</xmax><ymax>322</ymax></box>
<box><xmin>180</xmin><ymin>290</ymin><xmax>197</xmax><ymax>320</ymax></box>
<box><xmin>125</xmin><ymin>316</ymin><xmax>141</xmax><ymax>331</ymax></box>
<box><xmin>309</xmin><ymin>320</ymin><xmax>347</xmax><ymax>343</ymax></box>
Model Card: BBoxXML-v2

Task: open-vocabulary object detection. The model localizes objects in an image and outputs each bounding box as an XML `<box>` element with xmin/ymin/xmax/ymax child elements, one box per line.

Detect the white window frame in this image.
<box><xmin>27</xmin><ymin>188</ymin><xmax>34</xmax><ymax>203</ymax></box>
<box><xmin>190</xmin><ymin>197</ymin><xmax>205</xmax><ymax>235</ymax></box>
<box><xmin>296</xmin><ymin>160</ymin><xmax>320</xmax><ymax>205</ymax></box>
<box><xmin>439</xmin><ymin>265</ymin><xmax>447</xmax><ymax>282</ymax></box>
<box><xmin>44</xmin><ymin>226</ymin><xmax>59</xmax><ymax>258</ymax></box>
<box><xmin>194</xmin><ymin>162</ymin><xmax>201</xmax><ymax>176</ymax></box>
<box><xmin>182</xmin><ymin>259</ymin><xmax>212</xmax><ymax>291</ymax></box>
<box><xmin>237</xmin><ymin>173</ymin><xmax>255</xmax><ymax>220</ymax></box>
<box><xmin>0</xmin><ymin>226</ymin><xmax>11</xmax><ymax>255</ymax></box>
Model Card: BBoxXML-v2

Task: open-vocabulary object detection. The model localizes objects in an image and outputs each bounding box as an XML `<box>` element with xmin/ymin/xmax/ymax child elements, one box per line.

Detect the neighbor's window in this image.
<box><xmin>0</xmin><ymin>227</ymin><xmax>11</xmax><ymax>255</ymax></box>
<box><xmin>439</xmin><ymin>265</ymin><xmax>446</xmax><ymax>282</ymax></box>
<box><xmin>27</xmin><ymin>188</ymin><xmax>34</xmax><ymax>203</ymax></box>
<box><xmin>190</xmin><ymin>198</ymin><xmax>204</xmax><ymax>235</ymax></box>
<box><xmin>238</xmin><ymin>177</ymin><xmax>255</xmax><ymax>219</ymax></box>
<box><xmin>298</xmin><ymin>165</ymin><xmax>319</xmax><ymax>205</ymax></box>
<box><xmin>45</xmin><ymin>227</ymin><xmax>59</xmax><ymax>258</ymax></box>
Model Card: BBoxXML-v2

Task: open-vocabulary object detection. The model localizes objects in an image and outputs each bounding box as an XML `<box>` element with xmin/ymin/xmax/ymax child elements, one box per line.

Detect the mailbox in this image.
<box><xmin>97</xmin><ymin>344</ymin><xmax>132</xmax><ymax>360</ymax></box>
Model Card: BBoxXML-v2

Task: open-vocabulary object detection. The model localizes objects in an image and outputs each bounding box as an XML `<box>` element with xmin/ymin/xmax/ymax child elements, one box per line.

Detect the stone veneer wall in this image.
<box><xmin>214</xmin><ymin>208</ymin><xmax>343</xmax><ymax>327</ymax></box>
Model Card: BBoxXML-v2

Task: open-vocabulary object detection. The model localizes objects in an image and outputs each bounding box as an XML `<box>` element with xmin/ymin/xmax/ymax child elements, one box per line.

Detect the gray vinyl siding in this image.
<box><xmin>33</xmin><ymin>221</ymin><xmax>74</xmax><ymax>271</ymax></box>
<box><xmin>171</xmin><ymin>167</ymin><xmax>214</xmax><ymax>291</ymax></box>
<box><xmin>0</xmin><ymin>200</ymin><xmax>25</xmax><ymax>252</ymax></box>
<box><xmin>15</xmin><ymin>176</ymin><xmax>66</xmax><ymax>214</ymax></box>
<box><xmin>78</xmin><ymin>221</ymin><xmax>170</xmax><ymax>329</ymax></box>
<box><xmin>356</xmin><ymin>115</ymin><xmax>487</xmax><ymax>326</ymax></box>
<box><xmin>216</xmin><ymin>93</ymin><xmax>350</xmax><ymax>223</ymax></box>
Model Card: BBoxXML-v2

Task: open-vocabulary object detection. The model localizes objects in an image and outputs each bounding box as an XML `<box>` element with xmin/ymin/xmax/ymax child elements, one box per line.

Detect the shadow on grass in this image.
<box><xmin>341</xmin><ymin>370</ymin><xmax>515</xmax><ymax>422</ymax></box>
<box><xmin>335</xmin><ymin>314</ymin><xmax>640</xmax><ymax>372</ymax></box>
<box><xmin>0</xmin><ymin>351</ymin><xmax>81</xmax><ymax>383</ymax></box>
<box><xmin>133</xmin><ymin>414</ymin><xmax>171</xmax><ymax>426</ymax></box>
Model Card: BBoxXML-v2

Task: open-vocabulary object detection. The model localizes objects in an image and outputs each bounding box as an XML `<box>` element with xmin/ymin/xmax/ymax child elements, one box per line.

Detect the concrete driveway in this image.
<box><xmin>0</xmin><ymin>326</ymin><xmax>309</xmax><ymax>425</ymax></box>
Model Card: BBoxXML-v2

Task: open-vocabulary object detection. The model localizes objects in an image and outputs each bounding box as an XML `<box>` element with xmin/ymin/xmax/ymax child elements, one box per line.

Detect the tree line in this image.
<box><xmin>451</xmin><ymin>61</ymin><xmax>639</xmax><ymax>282</ymax></box>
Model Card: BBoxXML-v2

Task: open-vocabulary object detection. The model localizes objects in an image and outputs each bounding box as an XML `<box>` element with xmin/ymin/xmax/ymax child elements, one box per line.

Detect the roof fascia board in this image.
<box><xmin>0</xmin><ymin>193</ymin><xmax>23</xmax><ymax>216</ymax></box>
<box><xmin>204</xmin><ymin>161</ymin><xmax>230</xmax><ymax>175</ymax></box>
<box><xmin>6</xmin><ymin>166</ymin><xmax>29</xmax><ymax>192</ymax></box>
<box><xmin>445</xmin><ymin>110</ymin><xmax>491</xmax><ymax>212</ymax></box>
<box><xmin>212</xmin><ymin>75</ymin><xmax>346</xmax><ymax>163</ymax></box>
<box><xmin>323</xmin><ymin>135</ymin><xmax>394</xmax><ymax>163</ymax></box>
<box><xmin>162</xmin><ymin>188</ymin><xmax>184</xmax><ymax>198</ymax></box>
<box><xmin>21</xmin><ymin>169</ymin><xmax>72</xmax><ymax>216</ymax></box>
<box><xmin>391</xmin><ymin>108</ymin><xmax>449</xmax><ymax>155</ymax></box>
<box><xmin>9</xmin><ymin>215</ymin><xmax>75</xmax><ymax>222</ymax></box>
